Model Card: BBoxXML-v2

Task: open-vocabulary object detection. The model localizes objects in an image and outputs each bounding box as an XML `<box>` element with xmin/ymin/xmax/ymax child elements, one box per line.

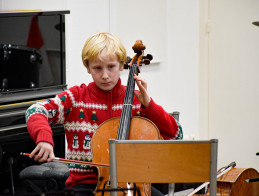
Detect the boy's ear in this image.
<box><xmin>119</xmin><ymin>64</ymin><xmax>124</xmax><ymax>71</ymax></box>
<box><xmin>86</xmin><ymin>66</ymin><xmax>91</xmax><ymax>73</ymax></box>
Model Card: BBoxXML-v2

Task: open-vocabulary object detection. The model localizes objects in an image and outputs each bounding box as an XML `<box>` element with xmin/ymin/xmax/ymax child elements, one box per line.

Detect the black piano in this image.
<box><xmin>0</xmin><ymin>10</ymin><xmax>69</xmax><ymax>195</ymax></box>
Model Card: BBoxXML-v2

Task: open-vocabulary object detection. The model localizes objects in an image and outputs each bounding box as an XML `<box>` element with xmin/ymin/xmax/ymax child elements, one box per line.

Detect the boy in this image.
<box><xmin>26</xmin><ymin>32</ymin><xmax>181</xmax><ymax>195</ymax></box>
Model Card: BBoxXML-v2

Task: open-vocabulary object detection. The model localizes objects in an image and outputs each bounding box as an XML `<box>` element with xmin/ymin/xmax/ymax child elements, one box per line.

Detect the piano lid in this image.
<box><xmin>0</xmin><ymin>84</ymin><xmax>67</xmax><ymax>111</ymax></box>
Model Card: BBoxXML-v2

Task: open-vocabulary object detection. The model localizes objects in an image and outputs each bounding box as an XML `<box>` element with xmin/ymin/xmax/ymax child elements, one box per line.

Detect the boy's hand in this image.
<box><xmin>134</xmin><ymin>74</ymin><xmax>151</xmax><ymax>108</ymax></box>
<box><xmin>30</xmin><ymin>141</ymin><xmax>55</xmax><ymax>163</ymax></box>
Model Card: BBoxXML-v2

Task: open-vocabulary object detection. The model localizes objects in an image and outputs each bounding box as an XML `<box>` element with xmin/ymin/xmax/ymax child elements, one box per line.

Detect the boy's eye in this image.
<box><xmin>108</xmin><ymin>65</ymin><xmax>114</xmax><ymax>69</ymax></box>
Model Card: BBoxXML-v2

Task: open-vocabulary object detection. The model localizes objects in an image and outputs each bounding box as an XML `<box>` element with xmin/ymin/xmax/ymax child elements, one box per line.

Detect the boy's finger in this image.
<box><xmin>30</xmin><ymin>146</ymin><xmax>39</xmax><ymax>158</ymax></box>
<box><xmin>47</xmin><ymin>152</ymin><xmax>55</xmax><ymax>162</ymax></box>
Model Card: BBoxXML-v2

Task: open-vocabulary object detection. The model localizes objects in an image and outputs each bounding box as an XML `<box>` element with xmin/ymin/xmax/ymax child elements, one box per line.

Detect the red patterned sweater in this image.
<box><xmin>25</xmin><ymin>79</ymin><xmax>179</xmax><ymax>188</ymax></box>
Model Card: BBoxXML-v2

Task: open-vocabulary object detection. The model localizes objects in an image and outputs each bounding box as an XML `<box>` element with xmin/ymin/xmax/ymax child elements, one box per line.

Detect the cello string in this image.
<box><xmin>124</xmin><ymin>65</ymin><xmax>135</xmax><ymax>138</ymax></box>
<box><xmin>125</xmin><ymin>64</ymin><xmax>137</xmax><ymax>139</ymax></box>
<box><xmin>117</xmin><ymin>63</ymin><xmax>137</xmax><ymax>140</ymax></box>
<box><xmin>117</xmin><ymin>65</ymin><xmax>132</xmax><ymax>139</ymax></box>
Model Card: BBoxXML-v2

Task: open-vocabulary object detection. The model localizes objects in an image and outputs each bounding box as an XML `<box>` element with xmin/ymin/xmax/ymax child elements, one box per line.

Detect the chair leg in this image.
<box><xmin>168</xmin><ymin>183</ymin><xmax>175</xmax><ymax>196</ymax></box>
<box><xmin>109</xmin><ymin>139</ymin><xmax>118</xmax><ymax>196</ymax></box>
<box><xmin>7</xmin><ymin>157</ymin><xmax>15</xmax><ymax>195</ymax></box>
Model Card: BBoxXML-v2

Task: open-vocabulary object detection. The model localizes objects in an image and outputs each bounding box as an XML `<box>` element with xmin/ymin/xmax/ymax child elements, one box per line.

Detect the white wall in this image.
<box><xmin>65</xmin><ymin>0</ymin><xmax>110</xmax><ymax>88</ymax></box>
<box><xmin>166</xmin><ymin>0</ymin><xmax>199</xmax><ymax>140</ymax></box>
<box><xmin>205</xmin><ymin>0</ymin><xmax>259</xmax><ymax>171</ymax></box>
<box><xmin>0</xmin><ymin>0</ymin><xmax>67</xmax><ymax>10</ymax></box>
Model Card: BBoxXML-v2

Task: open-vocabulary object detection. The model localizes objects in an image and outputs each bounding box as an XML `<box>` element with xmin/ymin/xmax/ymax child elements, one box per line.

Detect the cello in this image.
<box><xmin>91</xmin><ymin>40</ymin><xmax>161</xmax><ymax>196</ymax></box>
<box><xmin>191</xmin><ymin>162</ymin><xmax>259</xmax><ymax>196</ymax></box>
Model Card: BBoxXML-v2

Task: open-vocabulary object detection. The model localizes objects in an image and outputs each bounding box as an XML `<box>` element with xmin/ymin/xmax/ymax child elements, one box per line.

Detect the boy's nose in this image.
<box><xmin>102</xmin><ymin>71</ymin><xmax>109</xmax><ymax>80</ymax></box>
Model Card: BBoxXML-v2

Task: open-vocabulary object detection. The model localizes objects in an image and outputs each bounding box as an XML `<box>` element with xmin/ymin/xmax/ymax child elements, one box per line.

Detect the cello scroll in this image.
<box><xmin>124</xmin><ymin>40</ymin><xmax>153</xmax><ymax>71</ymax></box>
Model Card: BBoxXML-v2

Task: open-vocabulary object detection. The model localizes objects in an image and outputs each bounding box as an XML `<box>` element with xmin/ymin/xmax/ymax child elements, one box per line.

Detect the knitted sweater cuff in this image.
<box><xmin>140</xmin><ymin>98</ymin><xmax>159</xmax><ymax>117</ymax></box>
<box><xmin>35</xmin><ymin>130</ymin><xmax>54</xmax><ymax>147</ymax></box>
<box><xmin>27</xmin><ymin>115</ymin><xmax>54</xmax><ymax>147</ymax></box>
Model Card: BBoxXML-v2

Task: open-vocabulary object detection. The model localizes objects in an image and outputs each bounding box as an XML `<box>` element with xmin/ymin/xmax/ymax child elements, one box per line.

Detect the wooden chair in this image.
<box><xmin>108</xmin><ymin>139</ymin><xmax>218</xmax><ymax>196</ymax></box>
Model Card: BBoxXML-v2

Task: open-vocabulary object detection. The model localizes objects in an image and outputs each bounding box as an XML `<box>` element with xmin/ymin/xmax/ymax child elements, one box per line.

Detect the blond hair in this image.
<box><xmin>82</xmin><ymin>32</ymin><xmax>127</xmax><ymax>68</ymax></box>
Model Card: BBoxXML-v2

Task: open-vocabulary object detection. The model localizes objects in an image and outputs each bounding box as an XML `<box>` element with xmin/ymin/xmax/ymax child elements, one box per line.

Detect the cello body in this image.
<box><xmin>195</xmin><ymin>168</ymin><xmax>259</xmax><ymax>196</ymax></box>
<box><xmin>91</xmin><ymin>116</ymin><xmax>161</xmax><ymax>196</ymax></box>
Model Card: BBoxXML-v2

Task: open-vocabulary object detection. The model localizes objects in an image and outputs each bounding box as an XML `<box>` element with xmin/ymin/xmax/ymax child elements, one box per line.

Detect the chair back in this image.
<box><xmin>109</xmin><ymin>139</ymin><xmax>218</xmax><ymax>196</ymax></box>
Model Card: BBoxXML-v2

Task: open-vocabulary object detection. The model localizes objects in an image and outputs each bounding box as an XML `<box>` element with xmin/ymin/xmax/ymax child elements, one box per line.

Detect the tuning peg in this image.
<box><xmin>124</xmin><ymin>63</ymin><xmax>129</xmax><ymax>69</ymax></box>
<box><xmin>123</xmin><ymin>56</ymin><xmax>131</xmax><ymax>69</ymax></box>
<box><xmin>143</xmin><ymin>59</ymin><xmax>150</xmax><ymax>65</ymax></box>
<box><xmin>142</xmin><ymin>54</ymin><xmax>153</xmax><ymax>61</ymax></box>
<box><xmin>126</xmin><ymin>56</ymin><xmax>131</xmax><ymax>63</ymax></box>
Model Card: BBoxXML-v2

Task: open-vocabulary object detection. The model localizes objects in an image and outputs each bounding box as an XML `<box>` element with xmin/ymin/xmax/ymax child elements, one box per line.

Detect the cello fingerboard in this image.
<box><xmin>117</xmin><ymin>64</ymin><xmax>138</xmax><ymax>140</ymax></box>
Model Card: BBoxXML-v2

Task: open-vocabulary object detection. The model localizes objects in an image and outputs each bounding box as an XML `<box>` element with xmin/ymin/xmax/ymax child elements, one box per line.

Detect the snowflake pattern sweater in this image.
<box><xmin>25</xmin><ymin>79</ymin><xmax>180</xmax><ymax>188</ymax></box>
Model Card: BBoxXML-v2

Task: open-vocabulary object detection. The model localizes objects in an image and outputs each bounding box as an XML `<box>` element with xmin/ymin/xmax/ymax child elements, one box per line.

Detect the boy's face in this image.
<box><xmin>87</xmin><ymin>49</ymin><xmax>123</xmax><ymax>91</ymax></box>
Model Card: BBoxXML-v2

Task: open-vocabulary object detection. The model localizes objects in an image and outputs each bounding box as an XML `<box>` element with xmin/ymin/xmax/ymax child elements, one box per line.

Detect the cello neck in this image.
<box><xmin>116</xmin><ymin>63</ymin><xmax>138</xmax><ymax>140</ymax></box>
